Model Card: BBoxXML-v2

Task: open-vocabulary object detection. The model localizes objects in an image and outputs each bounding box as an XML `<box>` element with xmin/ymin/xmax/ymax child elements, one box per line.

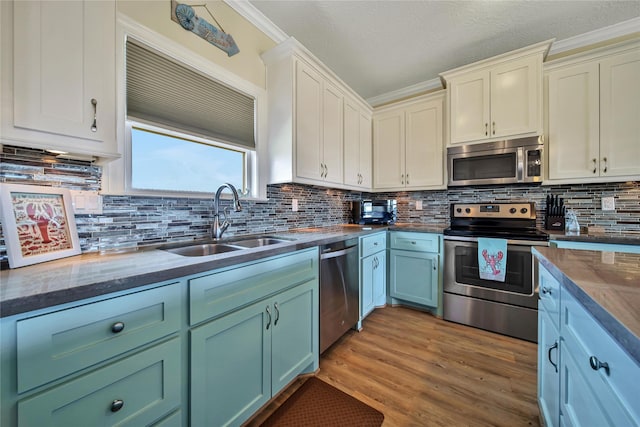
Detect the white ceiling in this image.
<box><xmin>246</xmin><ymin>1</ymin><xmax>640</xmax><ymax>104</ymax></box>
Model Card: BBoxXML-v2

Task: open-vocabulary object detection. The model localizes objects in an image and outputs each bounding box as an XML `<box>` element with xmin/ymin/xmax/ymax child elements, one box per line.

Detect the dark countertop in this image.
<box><xmin>2</xmin><ymin>224</ymin><xmax>446</xmax><ymax>318</ymax></box>
<box><xmin>548</xmin><ymin>230</ymin><xmax>640</xmax><ymax>246</ymax></box>
<box><xmin>533</xmin><ymin>246</ymin><xmax>640</xmax><ymax>364</ymax></box>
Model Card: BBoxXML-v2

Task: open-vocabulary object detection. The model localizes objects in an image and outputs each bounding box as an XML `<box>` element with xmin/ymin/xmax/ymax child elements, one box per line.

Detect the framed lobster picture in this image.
<box><xmin>0</xmin><ymin>184</ymin><xmax>80</xmax><ymax>268</ymax></box>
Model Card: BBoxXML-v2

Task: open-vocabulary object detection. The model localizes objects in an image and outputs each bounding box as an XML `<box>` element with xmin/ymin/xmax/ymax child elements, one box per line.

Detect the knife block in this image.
<box><xmin>545</xmin><ymin>215</ymin><xmax>565</xmax><ymax>231</ymax></box>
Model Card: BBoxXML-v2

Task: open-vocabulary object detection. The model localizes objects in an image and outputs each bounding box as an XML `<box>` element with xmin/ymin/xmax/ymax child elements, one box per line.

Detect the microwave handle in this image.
<box><xmin>517</xmin><ymin>147</ymin><xmax>524</xmax><ymax>181</ymax></box>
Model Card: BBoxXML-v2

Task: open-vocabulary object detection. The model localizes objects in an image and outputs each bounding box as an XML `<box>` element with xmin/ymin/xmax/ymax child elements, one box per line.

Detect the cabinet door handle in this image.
<box><xmin>110</xmin><ymin>399</ymin><xmax>124</xmax><ymax>412</ymax></box>
<box><xmin>401</xmin><ymin>174</ymin><xmax>404</xmax><ymax>185</ymax></box>
<box><xmin>406</xmin><ymin>174</ymin><xmax>409</xmax><ymax>185</ymax></box>
<box><xmin>111</xmin><ymin>322</ymin><xmax>125</xmax><ymax>333</ymax></box>
<box><xmin>265</xmin><ymin>306</ymin><xmax>272</xmax><ymax>330</ymax></box>
<box><xmin>274</xmin><ymin>302</ymin><xmax>280</xmax><ymax>326</ymax></box>
<box><xmin>589</xmin><ymin>356</ymin><xmax>610</xmax><ymax>375</ymax></box>
<box><xmin>492</xmin><ymin>121</ymin><xmax>496</xmax><ymax>135</ymax></box>
<box><xmin>485</xmin><ymin>123</ymin><xmax>488</xmax><ymax>136</ymax></box>
<box><xmin>548</xmin><ymin>342</ymin><xmax>558</xmax><ymax>373</ymax></box>
<box><xmin>602</xmin><ymin>157</ymin><xmax>608</xmax><ymax>173</ymax></box>
<box><xmin>91</xmin><ymin>98</ymin><xmax>98</xmax><ymax>132</ymax></box>
<box><xmin>592</xmin><ymin>158</ymin><xmax>597</xmax><ymax>174</ymax></box>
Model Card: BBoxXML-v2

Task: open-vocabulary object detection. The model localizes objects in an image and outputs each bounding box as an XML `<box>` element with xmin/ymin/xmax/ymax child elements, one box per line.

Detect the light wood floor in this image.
<box><xmin>248</xmin><ymin>306</ymin><xmax>540</xmax><ymax>426</ymax></box>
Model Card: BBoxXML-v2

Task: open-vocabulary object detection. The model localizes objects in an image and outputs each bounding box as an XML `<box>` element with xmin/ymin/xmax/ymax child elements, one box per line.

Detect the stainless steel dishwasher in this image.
<box><xmin>319</xmin><ymin>238</ymin><xmax>359</xmax><ymax>353</ymax></box>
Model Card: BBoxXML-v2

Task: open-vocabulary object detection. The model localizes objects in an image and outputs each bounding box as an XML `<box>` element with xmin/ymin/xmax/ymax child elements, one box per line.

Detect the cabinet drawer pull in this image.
<box><xmin>274</xmin><ymin>302</ymin><xmax>280</xmax><ymax>326</ymax></box>
<box><xmin>548</xmin><ymin>342</ymin><xmax>558</xmax><ymax>373</ymax></box>
<box><xmin>111</xmin><ymin>322</ymin><xmax>125</xmax><ymax>333</ymax></box>
<box><xmin>91</xmin><ymin>98</ymin><xmax>97</xmax><ymax>132</ymax></box>
<box><xmin>589</xmin><ymin>356</ymin><xmax>610</xmax><ymax>375</ymax></box>
<box><xmin>110</xmin><ymin>399</ymin><xmax>124</xmax><ymax>412</ymax></box>
<box><xmin>265</xmin><ymin>306</ymin><xmax>272</xmax><ymax>330</ymax></box>
<box><xmin>541</xmin><ymin>287</ymin><xmax>551</xmax><ymax>295</ymax></box>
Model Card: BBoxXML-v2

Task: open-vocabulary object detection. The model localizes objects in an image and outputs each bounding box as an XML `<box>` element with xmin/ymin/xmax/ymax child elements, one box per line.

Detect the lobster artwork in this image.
<box><xmin>481</xmin><ymin>249</ymin><xmax>504</xmax><ymax>277</ymax></box>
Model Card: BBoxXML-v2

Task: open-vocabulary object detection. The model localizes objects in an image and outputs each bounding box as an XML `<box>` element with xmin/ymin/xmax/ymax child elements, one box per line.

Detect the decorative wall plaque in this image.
<box><xmin>171</xmin><ymin>1</ymin><xmax>240</xmax><ymax>57</ymax></box>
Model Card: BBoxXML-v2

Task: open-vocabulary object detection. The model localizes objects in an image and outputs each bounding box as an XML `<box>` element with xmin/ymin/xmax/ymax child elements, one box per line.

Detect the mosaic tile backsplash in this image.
<box><xmin>1</xmin><ymin>145</ymin><xmax>639</xmax><ymax>262</ymax></box>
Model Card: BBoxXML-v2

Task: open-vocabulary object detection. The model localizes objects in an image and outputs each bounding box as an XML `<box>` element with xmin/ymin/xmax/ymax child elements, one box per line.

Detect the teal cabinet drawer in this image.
<box><xmin>17</xmin><ymin>283</ymin><xmax>181</xmax><ymax>393</ymax></box>
<box><xmin>189</xmin><ymin>248</ymin><xmax>318</xmax><ymax>325</ymax></box>
<box><xmin>390</xmin><ymin>231</ymin><xmax>439</xmax><ymax>252</ymax></box>
<box><xmin>561</xmin><ymin>288</ymin><xmax>640</xmax><ymax>422</ymax></box>
<box><xmin>360</xmin><ymin>232</ymin><xmax>386</xmax><ymax>258</ymax></box>
<box><xmin>538</xmin><ymin>266</ymin><xmax>560</xmax><ymax>329</ymax></box>
<box><xmin>18</xmin><ymin>338</ymin><xmax>181</xmax><ymax>427</ymax></box>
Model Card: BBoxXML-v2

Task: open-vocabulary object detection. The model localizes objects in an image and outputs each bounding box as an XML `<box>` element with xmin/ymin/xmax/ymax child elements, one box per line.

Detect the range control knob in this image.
<box><xmin>465</xmin><ymin>208</ymin><xmax>471</xmax><ymax>214</ymax></box>
<box><xmin>521</xmin><ymin>208</ymin><xmax>528</xmax><ymax>214</ymax></box>
<box><xmin>456</xmin><ymin>208</ymin><xmax>462</xmax><ymax>213</ymax></box>
<box><xmin>509</xmin><ymin>208</ymin><xmax>517</xmax><ymax>214</ymax></box>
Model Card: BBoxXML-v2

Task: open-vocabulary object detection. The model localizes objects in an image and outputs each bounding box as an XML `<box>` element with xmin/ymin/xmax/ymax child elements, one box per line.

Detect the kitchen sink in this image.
<box><xmin>230</xmin><ymin>237</ymin><xmax>291</xmax><ymax>248</ymax></box>
<box><xmin>162</xmin><ymin>243</ymin><xmax>244</xmax><ymax>257</ymax></box>
<box><xmin>160</xmin><ymin>236</ymin><xmax>293</xmax><ymax>256</ymax></box>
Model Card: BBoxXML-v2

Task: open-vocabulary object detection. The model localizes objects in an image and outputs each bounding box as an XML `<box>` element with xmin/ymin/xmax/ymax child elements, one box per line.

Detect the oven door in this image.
<box><xmin>444</xmin><ymin>237</ymin><xmax>542</xmax><ymax>309</ymax></box>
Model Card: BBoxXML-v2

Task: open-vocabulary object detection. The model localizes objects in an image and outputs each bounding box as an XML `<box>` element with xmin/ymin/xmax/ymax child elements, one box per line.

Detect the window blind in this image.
<box><xmin>126</xmin><ymin>40</ymin><xmax>255</xmax><ymax>149</ymax></box>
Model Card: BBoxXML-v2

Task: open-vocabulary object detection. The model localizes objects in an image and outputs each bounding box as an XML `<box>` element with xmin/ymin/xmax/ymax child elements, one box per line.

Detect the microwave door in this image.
<box><xmin>449</xmin><ymin>148</ymin><xmax>519</xmax><ymax>186</ymax></box>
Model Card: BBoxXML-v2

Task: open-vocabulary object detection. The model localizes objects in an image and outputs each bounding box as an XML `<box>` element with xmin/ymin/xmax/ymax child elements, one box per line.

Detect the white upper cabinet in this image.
<box><xmin>373</xmin><ymin>92</ymin><xmax>445</xmax><ymax>191</ymax></box>
<box><xmin>343</xmin><ymin>98</ymin><xmax>372</xmax><ymax>189</ymax></box>
<box><xmin>262</xmin><ymin>38</ymin><xmax>372</xmax><ymax>190</ymax></box>
<box><xmin>1</xmin><ymin>0</ymin><xmax>117</xmax><ymax>159</ymax></box>
<box><xmin>442</xmin><ymin>40</ymin><xmax>551</xmax><ymax>145</ymax></box>
<box><xmin>545</xmin><ymin>41</ymin><xmax>640</xmax><ymax>183</ymax></box>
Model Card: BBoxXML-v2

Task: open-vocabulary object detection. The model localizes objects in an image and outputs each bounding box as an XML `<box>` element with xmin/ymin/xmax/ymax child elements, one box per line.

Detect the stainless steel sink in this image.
<box><xmin>231</xmin><ymin>237</ymin><xmax>291</xmax><ymax>248</ymax></box>
<box><xmin>160</xmin><ymin>236</ymin><xmax>293</xmax><ymax>256</ymax></box>
<box><xmin>163</xmin><ymin>243</ymin><xmax>244</xmax><ymax>257</ymax></box>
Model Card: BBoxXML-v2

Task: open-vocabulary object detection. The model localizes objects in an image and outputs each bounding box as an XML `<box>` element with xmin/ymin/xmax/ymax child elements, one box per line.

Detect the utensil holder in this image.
<box><xmin>545</xmin><ymin>215</ymin><xmax>565</xmax><ymax>231</ymax></box>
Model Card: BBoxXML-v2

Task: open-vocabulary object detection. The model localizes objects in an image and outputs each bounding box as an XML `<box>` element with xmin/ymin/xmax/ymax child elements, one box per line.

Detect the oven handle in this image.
<box><xmin>444</xmin><ymin>235</ymin><xmax>550</xmax><ymax>247</ymax></box>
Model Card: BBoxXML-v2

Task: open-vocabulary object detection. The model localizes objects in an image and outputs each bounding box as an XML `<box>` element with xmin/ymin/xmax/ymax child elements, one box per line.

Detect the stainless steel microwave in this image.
<box><xmin>447</xmin><ymin>136</ymin><xmax>543</xmax><ymax>187</ymax></box>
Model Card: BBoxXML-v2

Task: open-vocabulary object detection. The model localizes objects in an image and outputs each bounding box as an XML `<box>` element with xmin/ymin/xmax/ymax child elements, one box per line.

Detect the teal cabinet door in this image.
<box><xmin>389</xmin><ymin>249</ymin><xmax>438</xmax><ymax>307</ymax></box>
<box><xmin>361</xmin><ymin>253</ymin><xmax>376</xmax><ymax>317</ymax></box>
<box><xmin>271</xmin><ymin>280</ymin><xmax>318</xmax><ymax>395</ymax></box>
<box><xmin>538</xmin><ymin>308</ymin><xmax>560</xmax><ymax>427</ymax></box>
<box><xmin>190</xmin><ymin>301</ymin><xmax>271</xmax><ymax>427</ymax></box>
<box><xmin>18</xmin><ymin>338</ymin><xmax>181</xmax><ymax>427</ymax></box>
<box><xmin>373</xmin><ymin>251</ymin><xmax>386</xmax><ymax>307</ymax></box>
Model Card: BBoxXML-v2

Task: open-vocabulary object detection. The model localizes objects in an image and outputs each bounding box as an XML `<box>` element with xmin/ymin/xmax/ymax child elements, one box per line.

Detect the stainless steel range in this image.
<box><xmin>443</xmin><ymin>202</ymin><xmax>549</xmax><ymax>342</ymax></box>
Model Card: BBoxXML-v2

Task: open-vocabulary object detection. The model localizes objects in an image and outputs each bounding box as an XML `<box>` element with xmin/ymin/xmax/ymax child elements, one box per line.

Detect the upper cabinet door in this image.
<box><xmin>449</xmin><ymin>69</ymin><xmax>491</xmax><ymax>144</ymax></box>
<box><xmin>599</xmin><ymin>50</ymin><xmax>640</xmax><ymax>178</ymax></box>
<box><xmin>547</xmin><ymin>62</ymin><xmax>600</xmax><ymax>180</ymax></box>
<box><xmin>295</xmin><ymin>61</ymin><xmax>323</xmax><ymax>181</ymax></box>
<box><xmin>10</xmin><ymin>0</ymin><xmax>116</xmax><ymax>156</ymax></box>
<box><xmin>343</xmin><ymin>100</ymin><xmax>361</xmax><ymax>187</ymax></box>
<box><xmin>322</xmin><ymin>82</ymin><xmax>344</xmax><ymax>184</ymax></box>
<box><xmin>405</xmin><ymin>98</ymin><xmax>444</xmax><ymax>188</ymax></box>
<box><xmin>358</xmin><ymin>111</ymin><xmax>372</xmax><ymax>188</ymax></box>
<box><xmin>491</xmin><ymin>55</ymin><xmax>540</xmax><ymax>139</ymax></box>
<box><xmin>373</xmin><ymin>110</ymin><xmax>405</xmax><ymax>189</ymax></box>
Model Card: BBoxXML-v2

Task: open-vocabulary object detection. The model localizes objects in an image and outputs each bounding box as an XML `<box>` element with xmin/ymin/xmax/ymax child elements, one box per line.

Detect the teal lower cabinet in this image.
<box><xmin>0</xmin><ymin>282</ymin><xmax>184</xmax><ymax>427</ymax></box>
<box><xmin>360</xmin><ymin>232</ymin><xmax>387</xmax><ymax>322</ymax></box>
<box><xmin>1</xmin><ymin>247</ymin><xmax>320</xmax><ymax>427</ymax></box>
<box><xmin>537</xmin><ymin>264</ymin><xmax>640</xmax><ymax>427</ymax></box>
<box><xmin>18</xmin><ymin>338</ymin><xmax>181</xmax><ymax>427</ymax></box>
<box><xmin>190</xmin><ymin>280</ymin><xmax>318</xmax><ymax>427</ymax></box>
<box><xmin>388</xmin><ymin>231</ymin><xmax>441</xmax><ymax>310</ymax></box>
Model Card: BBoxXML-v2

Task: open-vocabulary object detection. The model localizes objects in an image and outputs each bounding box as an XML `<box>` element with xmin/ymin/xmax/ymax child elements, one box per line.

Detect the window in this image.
<box><xmin>125</xmin><ymin>39</ymin><xmax>256</xmax><ymax>195</ymax></box>
<box><xmin>130</xmin><ymin>126</ymin><xmax>246</xmax><ymax>194</ymax></box>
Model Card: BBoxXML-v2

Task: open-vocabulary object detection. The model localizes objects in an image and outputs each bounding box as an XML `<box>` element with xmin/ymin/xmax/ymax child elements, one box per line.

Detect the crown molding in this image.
<box><xmin>366</xmin><ymin>78</ymin><xmax>442</xmax><ymax>107</ymax></box>
<box><xmin>223</xmin><ymin>0</ymin><xmax>288</xmax><ymax>43</ymax></box>
<box><xmin>549</xmin><ymin>16</ymin><xmax>640</xmax><ymax>56</ymax></box>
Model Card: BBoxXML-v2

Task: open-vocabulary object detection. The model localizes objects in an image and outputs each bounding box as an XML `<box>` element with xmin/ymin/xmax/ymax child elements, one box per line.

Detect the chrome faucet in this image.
<box><xmin>212</xmin><ymin>183</ymin><xmax>242</xmax><ymax>239</ymax></box>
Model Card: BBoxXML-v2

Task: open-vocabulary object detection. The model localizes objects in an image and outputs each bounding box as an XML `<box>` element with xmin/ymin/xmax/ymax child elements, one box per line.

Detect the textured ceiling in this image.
<box><xmin>249</xmin><ymin>1</ymin><xmax>640</xmax><ymax>102</ymax></box>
